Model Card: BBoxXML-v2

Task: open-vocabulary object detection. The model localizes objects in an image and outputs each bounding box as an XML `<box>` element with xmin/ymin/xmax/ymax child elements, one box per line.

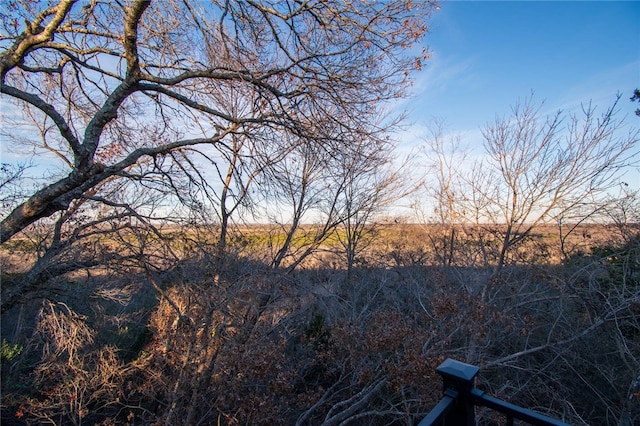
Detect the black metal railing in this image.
<box><xmin>418</xmin><ymin>358</ymin><xmax>571</xmax><ymax>426</ymax></box>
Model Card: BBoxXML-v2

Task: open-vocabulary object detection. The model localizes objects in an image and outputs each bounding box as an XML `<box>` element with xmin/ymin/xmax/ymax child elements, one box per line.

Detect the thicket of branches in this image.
<box><xmin>0</xmin><ymin>0</ymin><xmax>429</xmax><ymax>311</ymax></box>
<box><xmin>1</xmin><ymin>1</ymin><xmax>640</xmax><ymax>425</ymax></box>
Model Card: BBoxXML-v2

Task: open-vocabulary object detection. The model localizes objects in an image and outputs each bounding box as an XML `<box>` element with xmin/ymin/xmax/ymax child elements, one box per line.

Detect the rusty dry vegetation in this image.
<box><xmin>2</xmin><ymin>221</ymin><xmax>640</xmax><ymax>425</ymax></box>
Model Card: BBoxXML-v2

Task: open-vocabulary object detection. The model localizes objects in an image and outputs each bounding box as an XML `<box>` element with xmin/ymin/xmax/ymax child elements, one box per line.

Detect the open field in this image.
<box><xmin>3</xmin><ymin>222</ymin><xmax>626</xmax><ymax>269</ymax></box>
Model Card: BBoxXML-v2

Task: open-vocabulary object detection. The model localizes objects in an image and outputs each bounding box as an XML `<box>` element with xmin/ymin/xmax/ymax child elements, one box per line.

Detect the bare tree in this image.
<box><xmin>417</xmin><ymin>121</ymin><xmax>469</xmax><ymax>266</ymax></box>
<box><xmin>262</xmin><ymin>127</ymin><xmax>345</xmax><ymax>271</ymax></box>
<box><xmin>462</xmin><ymin>95</ymin><xmax>639</xmax><ymax>276</ymax></box>
<box><xmin>0</xmin><ymin>1</ymin><xmax>437</xmax><ymax>315</ymax></box>
<box><xmin>419</xmin><ymin>97</ymin><xmax>638</xmax><ymax>274</ymax></box>
<box><xmin>332</xmin><ymin>133</ymin><xmax>414</xmax><ymax>279</ymax></box>
<box><xmin>0</xmin><ymin>0</ymin><xmax>434</xmax><ymax>243</ymax></box>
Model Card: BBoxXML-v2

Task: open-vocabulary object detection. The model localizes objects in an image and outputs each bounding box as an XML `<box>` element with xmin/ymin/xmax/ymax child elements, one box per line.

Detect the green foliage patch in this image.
<box><xmin>0</xmin><ymin>339</ymin><xmax>22</xmax><ymax>363</ymax></box>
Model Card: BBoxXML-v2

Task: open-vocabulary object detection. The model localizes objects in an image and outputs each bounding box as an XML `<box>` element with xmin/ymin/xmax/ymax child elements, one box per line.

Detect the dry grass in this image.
<box><xmin>1</xmin><ymin>221</ymin><xmax>638</xmax><ymax>425</ymax></box>
<box><xmin>1</xmin><ymin>223</ymin><xmax>630</xmax><ymax>276</ymax></box>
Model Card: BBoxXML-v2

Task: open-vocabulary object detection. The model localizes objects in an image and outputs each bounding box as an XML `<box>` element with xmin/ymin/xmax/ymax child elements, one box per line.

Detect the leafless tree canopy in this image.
<box><xmin>421</xmin><ymin>96</ymin><xmax>639</xmax><ymax>272</ymax></box>
<box><xmin>0</xmin><ymin>0</ymin><xmax>432</xmax><ymax>242</ymax></box>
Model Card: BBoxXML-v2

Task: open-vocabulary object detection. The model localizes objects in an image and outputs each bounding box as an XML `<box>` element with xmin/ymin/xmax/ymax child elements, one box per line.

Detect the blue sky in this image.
<box><xmin>400</xmin><ymin>0</ymin><xmax>640</xmax><ymax>143</ymax></box>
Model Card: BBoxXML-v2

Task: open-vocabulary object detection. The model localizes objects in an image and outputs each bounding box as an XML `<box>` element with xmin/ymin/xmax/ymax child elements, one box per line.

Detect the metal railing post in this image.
<box><xmin>436</xmin><ymin>358</ymin><xmax>480</xmax><ymax>426</ymax></box>
<box><xmin>420</xmin><ymin>359</ymin><xmax>571</xmax><ymax>426</ymax></box>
